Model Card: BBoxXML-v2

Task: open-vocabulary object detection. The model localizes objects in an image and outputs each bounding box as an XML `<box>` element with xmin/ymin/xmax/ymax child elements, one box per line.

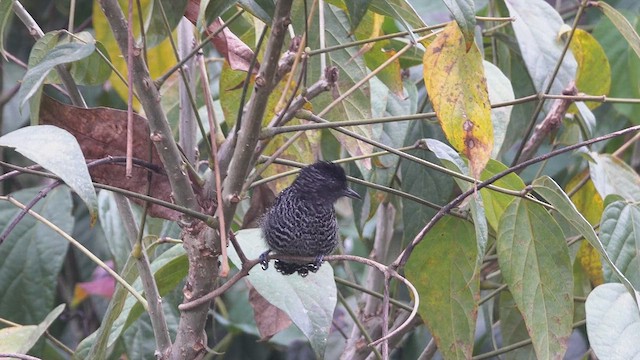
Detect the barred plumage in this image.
<box><xmin>260</xmin><ymin>162</ymin><xmax>360</xmax><ymax>276</ymax></box>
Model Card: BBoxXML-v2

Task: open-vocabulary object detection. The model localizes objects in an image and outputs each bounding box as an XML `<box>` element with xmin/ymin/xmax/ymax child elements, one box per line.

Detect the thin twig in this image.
<box><xmin>295</xmin><ymin>111</ymin><xmax>553</xmax><ymax>207</ymax></box>
<box><xmin>472</xmin><ymin>320</ymin><xmax>587</xmax><ymax>360</ymax></box>
<box><xmin>179</xmin><ymin>252</ymin><xmax>421</xmax><ymax>348</ymax></box>
<box><xmin>380</xmin><ymin>272</ymin><xmax>391</xmax><ymax>359</ymax></box>
<box><xmin>334</xmin><ymin>277</ymin><xmax>413</xmax><ymax>312</ymax></box>
<box><xmin>416</xmin><ymin>339</ymin><xmax>438</xmax><ymax>360</ymax></box>
<box><xmin>0</xmin><ymin>158</ymin><xmax>216</xmax><ymax>225</ymax></box>
<box><xmin>338</xmin><ymin>291</ymin><xmax>383</xmax><ymax>360</ymax></box>
<box><xmin>511</xmin><ymin>0</ymin><xmax>589</xmax><ymax>165</ymax></box>
<box><xmin>155</xmin><ymin>9</ymin><xmax>245</xmax><ymax>87</ymax></box>
<box><xmin>393</xmin><ymin>123</ymin><xmax>640</xmax><ymax>269</ymax></box>
<box><xmin>198</xmin><ymin>54</ymin><xmax>230</xmax><ymax>276</ymax></box>
<box><xmin>0</xmin><ymin>354</ymin><xmax>41</xmax><ymax>360</ymax></box>
<box><xmin>99</xmin><ymin>0</ymin><xmax>199</xmax><ymax>213</ymax></box>
<box><xmin>113</xmin><ymin>195</ymin><xmax>171</xmax><ymax>354</ymax></box>
<box><xmin>12</xmin><ymin>0</ymin><xmax>86</xmax><ymax>107</ymax></box>
<box><xmin>518</xmin><ymin>82</ymin><xmax>578</xmax><ymax>163</ymax></box>
<box><xmin>125</xmin><ymin>0</ymin><xmax>134</xmax><ymax>177</ymax></box>
<box><xmin>0</xmin><ymin>181</ymin><xmax>60</xmax><ymax>245</ymax></box>
<box><xmin>0</xmin><ymin>195</ymin><xmax>148</xmax><ymax>309</ymax></box>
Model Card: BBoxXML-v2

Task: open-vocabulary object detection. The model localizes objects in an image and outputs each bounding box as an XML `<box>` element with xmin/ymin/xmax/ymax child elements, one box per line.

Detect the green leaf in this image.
<box><xmin>346</xmin><ymin>0</ymin><xmax>371</xmax><ymax>29</ymax></box>
<box><xmin>405</xmin><ymin>216</ymin><xmax>479</xmax><ymax>359</ymax></box>
<box><xmin>98</xmin><ymin>191</ymin><xmax>138</xmax><ymax>272</ymax></box>
<box><xmin>0</xmin><ymin>187</ymin><xmax>73</xmax><ymax>324</ymax></box>
<box><xmin>499</xmin><ymin>291</ymin><xmax>536</xmax><ymax>360</ymax></box>
<box><xmin>586</xmin><ymin>283</ymin><xmax>640</xmax><ymax>359</ymax></box>
<box><xmin>145</xmin><ymin>0</ymin><xmax>188</xmax><ymax>48</ymax></box>
<box><xmin>68</xmin><ymin>34</ymin><xmax>112</xmax><ymax>85</ymax></box>
<box><xmin>363</xmin><ymin>77</ymin><xmax>415</xmax><ymax>185</ymax></box>
<box><xmin>441</xmin><ymin>0</ymin><xmax>476</xmax><ymax>48</ymax></box>
<box><xmin>228</xmin><ymin>229</ymin><xmax>336</xmax><ymax>359</ymax></box>
<box><xmin>598</xmin><ymin>1</ymin><xmax>640</xmax><ymax>61</ymax></box>
<box><xmin>202</xmin><ymin>0</ymin><xmax>270</xmax><ymax>30</ymax></box>
<box><xmin>355</xmin><ymin>13</ymin><xmax>404</xmax><ymax>98</ymax></box>
<box><xmin>588</xmin><ymin>153</ymin><xmax>640</xmax><ymax>202</ymax></box>
<box><xmin>400</xmin><ymin>123</ymin><xmax>453</xmax><ymax>246</ymax></box>
<box><xmin>600</xmin><ymin>201</ymin><xmax>640</xmax><ymax>288</ymax></box>
<box><xmin>28</xmin><ymin>31</ymin><xmax>112</xmax><ymax>86</ymax></box>
<box><xmin>80</xmin><ymin>259</ymin><xmax>138</xmax><ymax>360</ymax></box>
<box><xmin>79</xmin><ymin>245</ymin><xmax>186</xmax><ymax>359</ymax></box>
<box><xmin>532</xmin><ymin>176</ymin><xmax>638</xmax><ymax>300</ymax></box>
<box><xmin>18</xmin><ymin>41</ymin><xmax>95</xmax><ymax>108</ymax></box>
<box><xmin>592</xmin><ymin>11</ymin><xmax>640</xmax><ymax>120</ymax></box>
<box><xmin>321</xmin><ymin>4</ymin><xmax>375</xmax><ymax>167</ymax></box>
<box><xmin>0</xmin><ymin>304</ymin><xmax>65</xmax><ymax>354</ymax></box>
<box><xmin>238</xmin><ymin>0</ymin><xmax>274</xmax><ymax>24</ymax></box>
<box><xmin>497</xmin><ymin>198</ymin><xmax>573</xmax><ymax>359</ymax></box>
<box><xmin>127</xmin><ymin>245</ymin><xmax>187</xmax><ymax>327</ymax></box>
<box><xmin>369</xmin><ymin>0</ymin><xmax>426</xmax><ymax>35</ymax></box>
<box><xmin>424</xmin><ymin>138</ymin><xmax>469</xmax><ymax>182</ymax></box>
<box><xmin>0</xmin><ymin>125</ymin><xmax>98</xmax><ymax>223</ymax></box>
<box><xmin>469</xmin><ymin>195</ymin><xmax>488</xmax><ymax>266</ymax></box>
<box><xmin>479</xmin><ymin>160</ymin><xmax>525</xmax><ymax>231</ymax></box>
<box><xmin>484</xmin><ymin>61</ymin><xmax>515</xmax><ymax>158</ymax></box>
<box><xmin>424</xmin><ymin>138</ymin><xmax>488</xmax><ymax>263</ymax></box>
<box><xmin>504</xmin><ymin>0</ymin><xmax>576</xmax><ymax>95</ymax></box>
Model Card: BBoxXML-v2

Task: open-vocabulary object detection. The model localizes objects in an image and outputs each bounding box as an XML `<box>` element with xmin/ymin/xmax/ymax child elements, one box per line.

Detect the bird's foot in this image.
<box><xmin>274</xmin><ymin>260</ymin><xmax>299</xmax><ymax>275</ymax></box>
<box><xmin>259</xmin><ymin>250</ymin><xmax>271</xmax><ymax>270</ymax></box>
<box><xmin>296</xmin><ymin>255</ymin><xmax>324</xmax><ymax>276</ymax></box>
<box><xmin>271</xmin><ymin>256</ymin><xmax>325</xmax><ymax>277</ymax></box>
<box><xmin>313</xmin><ymin>255</ymin><xmax>324</xmax><ymax>269</ymax></box>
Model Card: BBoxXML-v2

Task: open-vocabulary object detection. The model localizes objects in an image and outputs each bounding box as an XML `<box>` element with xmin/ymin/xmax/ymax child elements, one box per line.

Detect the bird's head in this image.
<box><xmin>291</xmin><ymin>161</ymin><xmax>361</xmax><ymax>203</ymax></box>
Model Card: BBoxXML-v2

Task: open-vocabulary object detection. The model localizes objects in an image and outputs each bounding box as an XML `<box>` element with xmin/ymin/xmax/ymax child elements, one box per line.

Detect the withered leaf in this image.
<box><xmin>39</xmin><ymin>96</ymin><xmax>181</xmax><ymax>220</ymax></box>
<box><xmin>248</xmin><ymin>282</ymin><xmax>292</xmax><ymax>341</ymax></box>
<box><xmin>184</xmin><ymin>1</ymin><xmax>258</xmax><ymax>74</ymax></box>
<box><xmin>241</xmin><ymin>184</ymin><xmax>275</xmax><ymax>229</ymax></box>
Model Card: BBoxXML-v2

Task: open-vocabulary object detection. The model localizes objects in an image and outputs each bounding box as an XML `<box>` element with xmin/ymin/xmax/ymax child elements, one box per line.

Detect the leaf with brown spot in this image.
<box><xmin>247</xmin><ymin>282</ymin><xmax>292</xmax><ymax>341</ymax></box>
<box><xmin>39</xmin><ymin>96</ymin><xmax>182</xmax><ymax>220</ymax></box>
<box><xmin>423</xmin><ymin>21</ymin><xmax>493</xmax><ymax>178</ymax></box>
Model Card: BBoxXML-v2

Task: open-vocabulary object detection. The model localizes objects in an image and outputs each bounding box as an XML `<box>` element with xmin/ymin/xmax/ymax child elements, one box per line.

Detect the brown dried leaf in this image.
<box><xmin>242</xmin><ymin>184</ymin><xmax>275</xmax><ymax>229</ymax></box>
<box><xmin>248</xmin><ymin>282</ymin><xmax>292</xmax><ymax>340</ymax></box>
<box><xmin>39</xmin><ymin>96</ymin><xmax>180</xmax><ymax>220</ymax></box>
<box><xmin>184</xmin><ymin>1</ymin><xmax>258</xmax><ymax>73</ymax></box>
<box><xmin>209</xmin><ymin>18</ymin><xmax>258</xmax><ymax>73</ymax></box>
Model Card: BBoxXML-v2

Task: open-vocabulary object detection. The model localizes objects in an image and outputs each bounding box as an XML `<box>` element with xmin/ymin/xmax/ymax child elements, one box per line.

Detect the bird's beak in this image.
<box><xmin>343</xmin><ymin>187</ymin><xmax>361</xmax><ymax>200</ymax></box>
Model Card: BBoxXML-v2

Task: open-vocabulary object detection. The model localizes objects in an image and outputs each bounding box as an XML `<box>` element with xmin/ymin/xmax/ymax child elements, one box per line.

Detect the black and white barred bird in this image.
<box><xmin>259</xmin><ymin>161</ymin><xmax>360</xmax><ymax>276</ymax></box>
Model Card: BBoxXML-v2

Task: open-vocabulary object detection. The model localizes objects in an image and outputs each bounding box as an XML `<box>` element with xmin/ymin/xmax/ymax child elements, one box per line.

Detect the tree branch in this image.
<box><xmin>518</xmin><ymin>81</ymin><xmax>578</xmax><ymax>163</ymax></box>
<box><xmin>98</xmin><ymin>0</ymin><xmax>199</xmax><ymax>213</ymax></box>
<box><xmin>114</xmin><ymin>195</ymin><xmax>171</xmax><ymax>355</ymax></box>
<box><xmin>393</xmin><ymin>123</ymin><xmax>640</xmax><ymax>269</ymax></box>
<box><xmin>12</xmin><ymin>0</ymin><xmax>86</xmax><ymax>107</ymax></box>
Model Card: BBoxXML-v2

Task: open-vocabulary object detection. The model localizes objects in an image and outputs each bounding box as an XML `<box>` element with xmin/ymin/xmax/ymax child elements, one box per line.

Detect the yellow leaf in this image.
<box><xmin>261</xmin><ymin>125</ymin><xmax>319</xmax><ymax>192</ymax></box>
<box><xmin>93</xmin><ymin>0</ymin><xmax>177</xmax><ymax>110</ymax></box>
<box><xmin>568</xmin><ymin>29</ymin><xmax>611</xmax><ymax>112</ymax></box>
<box><xmin>567</xmin><ymin>172</ymin><xmax>604</xmax><ymax>226</ymax></box>
<box><xmin>423</xmin><ymin>22</ymin><xmax>493</xmax><ymax>178</ymax></box>
<box><xmin>577</xmin><ymin>240</ymin><xmax>604</xmax><ymax>286</ymax></box>
<box><xmin>250</xmin><ymin>72</ymin><xmax>318</xmax><ymax>192</ymax></box>
<box><xmin>354</xmin><ymin>12</ymin><xmax>404</xmax><ymax>97</ymax></box>
<box><xmin>567</xmin><ymin>172</ymin><xmax>604</xmax><ymax>285</ymax></box>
